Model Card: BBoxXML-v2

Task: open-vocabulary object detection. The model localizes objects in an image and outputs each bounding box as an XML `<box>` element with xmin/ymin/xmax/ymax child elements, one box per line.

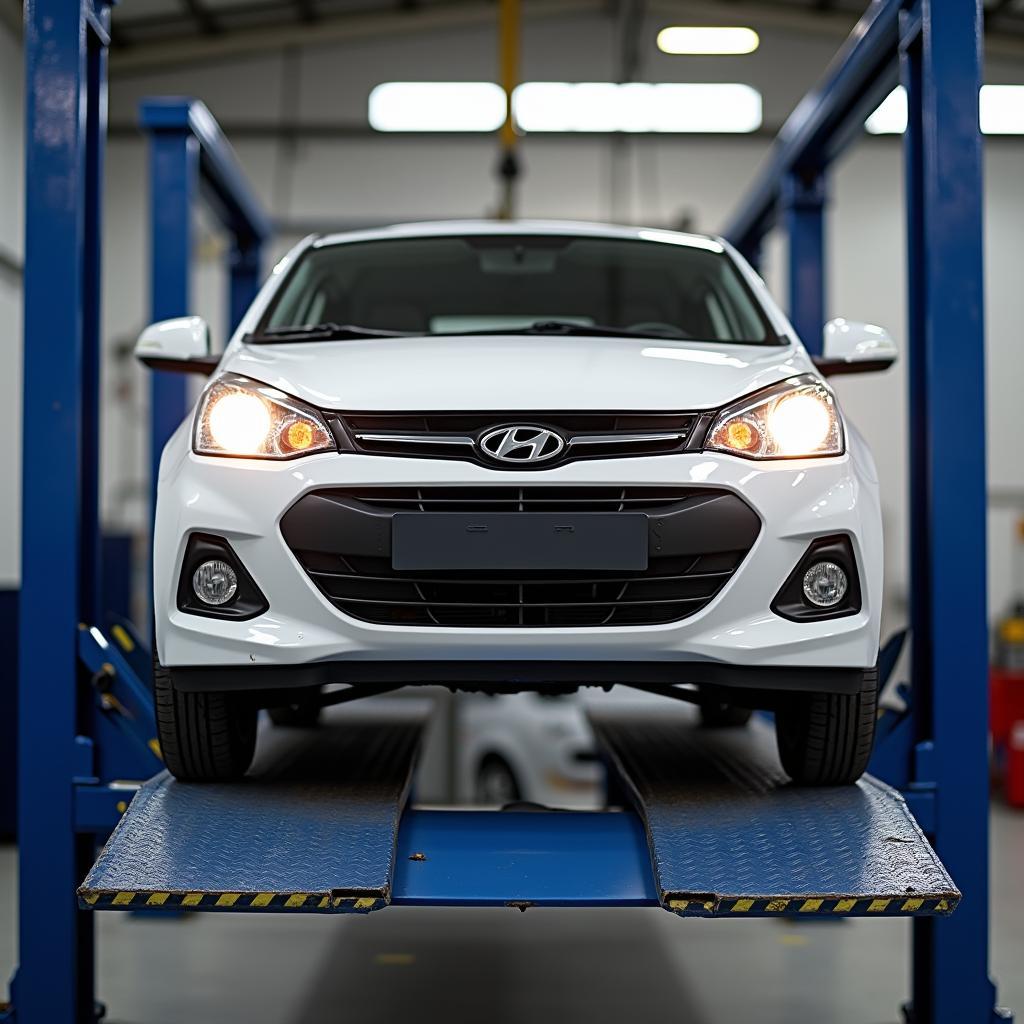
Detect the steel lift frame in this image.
<box><xmin>7</xmin><ymin>0</ymin><xmax>1007</xmax><ymax>1022</ymax></box>
<box><xmin>724</xmin><ymin>3</ymin><xmax>1000</xmax><ymax>1020</ymax></box>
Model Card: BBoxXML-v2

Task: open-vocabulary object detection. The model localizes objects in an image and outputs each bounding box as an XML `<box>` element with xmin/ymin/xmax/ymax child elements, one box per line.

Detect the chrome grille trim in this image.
<box><xmin>336</xmin><ymin>413</ymin><xmax>705</xmax><ymax>468</ymax></box>
<box><xmin>354</xmin><ymin>433</ymin><xmax>474</xmax><ymax>446</ymax></box>
<box><xmin>567</xmin><ymin>432</ymin><xmax>687</xmax><ymax>446</ymax></box>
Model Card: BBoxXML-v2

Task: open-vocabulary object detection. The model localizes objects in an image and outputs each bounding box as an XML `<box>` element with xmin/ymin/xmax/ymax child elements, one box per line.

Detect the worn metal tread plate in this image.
<box><xmin>80</xmin><ymin>711</ymin><xmax>426</xmax><ymax>912</ymax></box>
<box><xmin>588</xmin><ymin>710</ymin><xmax>959</xmax><ymax>918</ymax></box>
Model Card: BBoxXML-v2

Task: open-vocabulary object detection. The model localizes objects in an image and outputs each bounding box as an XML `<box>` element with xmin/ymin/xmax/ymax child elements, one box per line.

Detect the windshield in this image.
<box><xmin>258</xmin><ymin>234</ymin><xmax>778</xmax><ymax>344</ymax></box>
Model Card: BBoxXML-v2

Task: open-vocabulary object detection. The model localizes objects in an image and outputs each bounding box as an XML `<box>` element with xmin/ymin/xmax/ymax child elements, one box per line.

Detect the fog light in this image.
<box><xmin>192</xmin><ymin>560</ymin><xmax>238</xmax><ymax>606</ymax></box>
<box><xmin>802</xmin><ymin>561</ymin><xmax>848</xmax><ymax>607</ymax></box>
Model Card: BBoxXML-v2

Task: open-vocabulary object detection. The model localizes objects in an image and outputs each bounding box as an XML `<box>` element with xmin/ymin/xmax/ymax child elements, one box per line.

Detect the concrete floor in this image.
<box><xmin>0</xmin><ymin>803</ymin><xmax>1021</xmax><ymax>1023</ymax></box>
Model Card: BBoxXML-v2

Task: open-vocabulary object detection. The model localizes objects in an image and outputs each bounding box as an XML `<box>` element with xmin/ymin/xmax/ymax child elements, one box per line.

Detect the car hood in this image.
<box><xmin>222</xmin><ymin>334</ymin><xmax>812</xmax><ymax>412</ymax></box>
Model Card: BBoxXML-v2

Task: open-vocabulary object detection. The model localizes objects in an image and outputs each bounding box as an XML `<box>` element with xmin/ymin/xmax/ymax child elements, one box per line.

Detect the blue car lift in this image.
<box><xmin>8</xmin><ymin>0</ymin><xmax>1008</xmax><ymax>1022</ymax></box>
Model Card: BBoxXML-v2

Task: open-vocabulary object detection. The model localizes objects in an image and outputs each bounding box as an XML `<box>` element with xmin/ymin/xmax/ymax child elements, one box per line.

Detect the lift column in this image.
<box><xmin>17</xmin><ymin>0</ymin><xmax>110</xmax><ymax>1019</ymax></box>
<box><xmin>901</xmin><ymin>2</ymin><xmax>997</xmax><ymax>1021</ymax></box>
<box><xmin>143</xmin><ymin>105</ymin><xmax>198</xmax><ymax>507</ymax></box>
<box><xmin>783</xmin><ymin>170</ymin><xmax>827</xmax><ymax>355</ymax></box>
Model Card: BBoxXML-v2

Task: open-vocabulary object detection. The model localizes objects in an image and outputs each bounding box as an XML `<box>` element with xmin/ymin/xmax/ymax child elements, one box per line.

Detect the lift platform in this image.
<box><xmin>590</xmin><ymin>711</ymin><xmax>958</xmax><ymax>917</ymax></box>
<box><xmin>79</xmin><ymin>705</ymin><xmax>959</xmax><ymax>919</ymax></box>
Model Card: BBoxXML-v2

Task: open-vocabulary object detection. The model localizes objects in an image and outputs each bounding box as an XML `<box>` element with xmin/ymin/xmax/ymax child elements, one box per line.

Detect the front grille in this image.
<box><xmin>329</xmin><ymin>412</ymin><xmax>704</xmax><ymax>468</ymax></box>
<box><xmin>281</xmin><ymin>486</ymin><xmax>760</xmax><ymax>629</ymax></box>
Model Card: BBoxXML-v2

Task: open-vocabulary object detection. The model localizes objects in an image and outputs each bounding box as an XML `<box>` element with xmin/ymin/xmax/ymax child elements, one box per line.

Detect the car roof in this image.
<box><xmin>312</xmin><ymin>219</ymin><xmax>725</xmax><ymax>253</ymax></box>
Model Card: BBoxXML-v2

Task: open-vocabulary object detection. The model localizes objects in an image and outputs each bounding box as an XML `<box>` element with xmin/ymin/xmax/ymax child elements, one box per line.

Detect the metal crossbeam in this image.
<box><xmin>724</xmin><ymin>0</ymin><xmax>902</xmax><ymax>257</ymax></box>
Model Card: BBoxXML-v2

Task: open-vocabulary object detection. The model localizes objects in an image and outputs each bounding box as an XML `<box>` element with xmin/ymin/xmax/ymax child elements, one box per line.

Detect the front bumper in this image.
<box><xmin>154</xmin><ymin>420</ymin><xmax>882</xmax><ymax>690</ymax></box>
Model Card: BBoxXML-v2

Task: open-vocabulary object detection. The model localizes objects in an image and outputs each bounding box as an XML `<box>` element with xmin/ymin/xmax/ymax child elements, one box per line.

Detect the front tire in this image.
<box><xmin>774</xmin><ymin>668</ymin><xmax>878</xmax><ymax>786</ymax></box>
<box><xmin>154</xmin><ymin>654</ymin><xmax>258</xmax><ymax>782</ymax></box>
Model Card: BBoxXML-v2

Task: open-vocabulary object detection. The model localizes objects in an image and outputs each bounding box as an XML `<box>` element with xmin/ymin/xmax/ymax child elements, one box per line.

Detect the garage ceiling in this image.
<box><xmin>102</xmin><ymin>0</ymin><xmax>1024</xmax><ymax>61</ymax></box>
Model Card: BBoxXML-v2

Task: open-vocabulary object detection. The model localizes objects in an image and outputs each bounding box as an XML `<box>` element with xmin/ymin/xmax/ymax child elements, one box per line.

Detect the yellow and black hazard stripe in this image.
<box><xmin>79</xmin><ymin>890</ymin><xmax>386</xmax><ymax>912</ymax></box>
<box><xmin>666</xmin><ymin>894</ymin><xmax>959</xmax><ymax>917</ymax></box>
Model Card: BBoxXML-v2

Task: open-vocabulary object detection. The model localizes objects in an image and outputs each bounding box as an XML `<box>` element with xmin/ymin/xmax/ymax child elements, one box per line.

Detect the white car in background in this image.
<box><xmin>458</xmin><ymin>692</ymin><xmax>603</xmax><ymax>808</ymax></box>
<box><xmin>138</xmin><ymin>220</ymin><xmax>897</xmax><ymax>786</ymax></box>
<box><xmin>458</xmin><ymin>688</ymin><xmax>678</xmax><ymax>809</ymax></box>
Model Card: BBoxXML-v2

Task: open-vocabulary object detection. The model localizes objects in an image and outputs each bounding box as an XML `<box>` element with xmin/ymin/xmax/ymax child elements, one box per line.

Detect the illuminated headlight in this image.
<box><xmin>707</xmin><ymin>376</ymin><xmax>843</xmax><ymax>459</ymax></box>
<box><xmin>194</xmin><ymin>374</ymin><xmax>335</xmax><ymax>459</ymax></box>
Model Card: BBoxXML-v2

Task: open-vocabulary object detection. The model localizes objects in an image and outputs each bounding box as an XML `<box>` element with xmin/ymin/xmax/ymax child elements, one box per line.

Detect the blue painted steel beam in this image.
<box><xmin>901</xmin><ymin>2</ymin><xmax>999</xmax><ymax>1021</ymax></box>
<box><xmin>724</xmin><ymin>0</ymin><xmax>901</xmax><ymax>255</ymax></box>
<box><xmin>17</xmin><ymin>0</ymin><xmax>111</xmax><ymax>1018</ymax></box>
<box><xmin>782</xmin><ymin>171</ymin><xmax>827</xmax><ymax>355</ymax></box>
<box><xmin>78</xmin><ymin>625</ymin><xmax>163</xmax><ymax>778</ymax></box>
<box><xmin>139</xmin><ymin>98</ymin><xmax>272</xmax><ymax>248</ymax></box>
<box><xmin>229</xmin><ymin>239</ymin><xmax>263</xmax><ymax>335</ymax></box>
<box><xmin>391</xmin><ymin>809</ymin><xmax>659</xmax><ymax>907</ymax></box>
<box><xmin>147</xmin><ymin>127</ymin><xmax>197</xmax><ymax>519</ymax></box>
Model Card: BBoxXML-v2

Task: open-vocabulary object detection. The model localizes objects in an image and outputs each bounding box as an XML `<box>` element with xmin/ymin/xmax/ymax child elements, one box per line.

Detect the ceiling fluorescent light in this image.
<box><xmin>367</xmin><ymin>81</ymin><xmax>762</xmax><ymax>134</ymax></box>
<box><xmin>513</xmin><ymin>82</ymin><xmax>762</xmax><ymax>133</ymax></box>
<box><xmin>656</xmin><ymin>26</ymin><xmax>760</xmax><ymax>55</ymax></box>
<box><xmin>866</xmin><ymin>84</ymin><xmax>1024</xmax><ymax>135</ymax></box>
<box><xmin>864</xmin><ymin>88</ymin><xmax>907</xmax><ymax>134</ymax></box>
<box><xmin>368</xmin><ymin>82</ymin><xmax>506</xmax><ymax>132</ymax></box>
<box><xmin>981</xmin><ymin>85</ymin><xmax>1024</xmax><ymax>134</ymax></box>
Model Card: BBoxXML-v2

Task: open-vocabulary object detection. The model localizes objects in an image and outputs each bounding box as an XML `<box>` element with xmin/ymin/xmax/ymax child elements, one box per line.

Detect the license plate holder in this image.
<box><xmin>391</xmin><ymin>513</ymin><xmax>649</xmax><ymax>572</ymax></box>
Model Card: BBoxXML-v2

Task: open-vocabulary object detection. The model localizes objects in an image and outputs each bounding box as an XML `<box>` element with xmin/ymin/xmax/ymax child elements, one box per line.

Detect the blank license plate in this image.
<box><xmin>391</xmin><ymin>513</ymin><xmax>649</xmax><ymax>572</ymax></box>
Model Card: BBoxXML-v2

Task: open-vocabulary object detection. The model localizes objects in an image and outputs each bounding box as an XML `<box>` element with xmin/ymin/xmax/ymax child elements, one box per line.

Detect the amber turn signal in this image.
<box><xmin>285</xmin><ymin>419</ymin><xmax>316</xmax><ymax>451</ymax></box>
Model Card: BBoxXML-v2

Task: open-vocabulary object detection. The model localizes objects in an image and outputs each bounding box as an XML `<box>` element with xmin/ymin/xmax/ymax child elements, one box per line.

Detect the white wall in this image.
<box><xmin>5</xmin><ymin>10</ymin><xmax>1024</xmax><ymax>636</ymax></box>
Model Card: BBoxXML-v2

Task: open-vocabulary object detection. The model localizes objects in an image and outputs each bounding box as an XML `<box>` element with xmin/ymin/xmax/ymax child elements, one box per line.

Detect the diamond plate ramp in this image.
<box><xmin>80</xmin><ymin>708</ymin><xmax>426</xmax><ymax>912</ymax></box>
<box><xmin>589</xmin><ymin>710</ymin><xmax>959</xmax><ymax>918</ymax></box>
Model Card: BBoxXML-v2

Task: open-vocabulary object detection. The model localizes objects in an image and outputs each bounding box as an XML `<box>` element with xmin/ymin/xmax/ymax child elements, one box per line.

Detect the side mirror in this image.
<box><xmin>813</xmin><ymin>318</ymin><xmax>898</xmax><ymax>376</ymax></box>
<box><xmin>134</xmin><ymin>317</ymin><xmax>220</xmax><ymax>375</ymax></box>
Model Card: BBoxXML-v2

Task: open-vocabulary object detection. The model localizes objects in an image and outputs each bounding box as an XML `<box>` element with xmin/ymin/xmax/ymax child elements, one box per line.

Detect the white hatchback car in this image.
<box><xmin>138</xmin><ymin>220</ymin><xmax>896</xmax><ymax>785</ymax></box>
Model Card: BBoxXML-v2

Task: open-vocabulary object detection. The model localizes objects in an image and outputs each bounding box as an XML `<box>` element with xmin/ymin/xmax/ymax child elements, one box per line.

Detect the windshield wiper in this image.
<box><xmin>433</xmin><ymin>320</ymin><xmax>691</xmax><ymax>340</ymax></box>
<box><xmin>247</xmin><ymin>323</ymin><xmax>411</xmax><ymax>343</ymax></box>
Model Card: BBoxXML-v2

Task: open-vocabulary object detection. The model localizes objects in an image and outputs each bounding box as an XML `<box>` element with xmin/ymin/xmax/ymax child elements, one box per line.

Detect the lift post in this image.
<box><xmin>725</xmin><ymin>0</ymin><xmax>1001</xmax><ymax>1019</ymax></box>
<box><xmin>901</xmin><ymin>6</ymin><xmax>993</xmax><ymax>1020</ymax></box>
<box><xmin>782</xmin><ymin>172</ymin><xmax>827</xmax><ymax>356</ymax></box>
<box><xmin>15</xmin><ymin>0</ymin><xmax>111</xmax><ymax>1018</ymax></box>
<box><xmin>9</xmin><ymin>36</ymin><xmax>271</xmax><ymax>1024</ymax></box>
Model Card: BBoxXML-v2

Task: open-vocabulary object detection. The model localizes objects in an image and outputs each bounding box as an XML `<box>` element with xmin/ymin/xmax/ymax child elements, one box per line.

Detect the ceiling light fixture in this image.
<box><xmin>368</xmin><ymin>81</ymin><xmax>763</xmax><ymax>134</ymax></box>
<box><xmin>866</xmin><ymin>84</ymin><xmax>1024</xmax><ymax>135</ymax></box>
<box><xmin>514</xmin><ymin>82</ymin><xmax>762</xmax><ymax>133</ymax></box>
<box><xmin>656</xmin><ymin>26</ymin><xmax>760</xmax><ymax>55</ymax></box>
<box><xmin>368</xmin><ymin>82</ymin><xmax>506</xmax><ymax>132</ymax></box>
